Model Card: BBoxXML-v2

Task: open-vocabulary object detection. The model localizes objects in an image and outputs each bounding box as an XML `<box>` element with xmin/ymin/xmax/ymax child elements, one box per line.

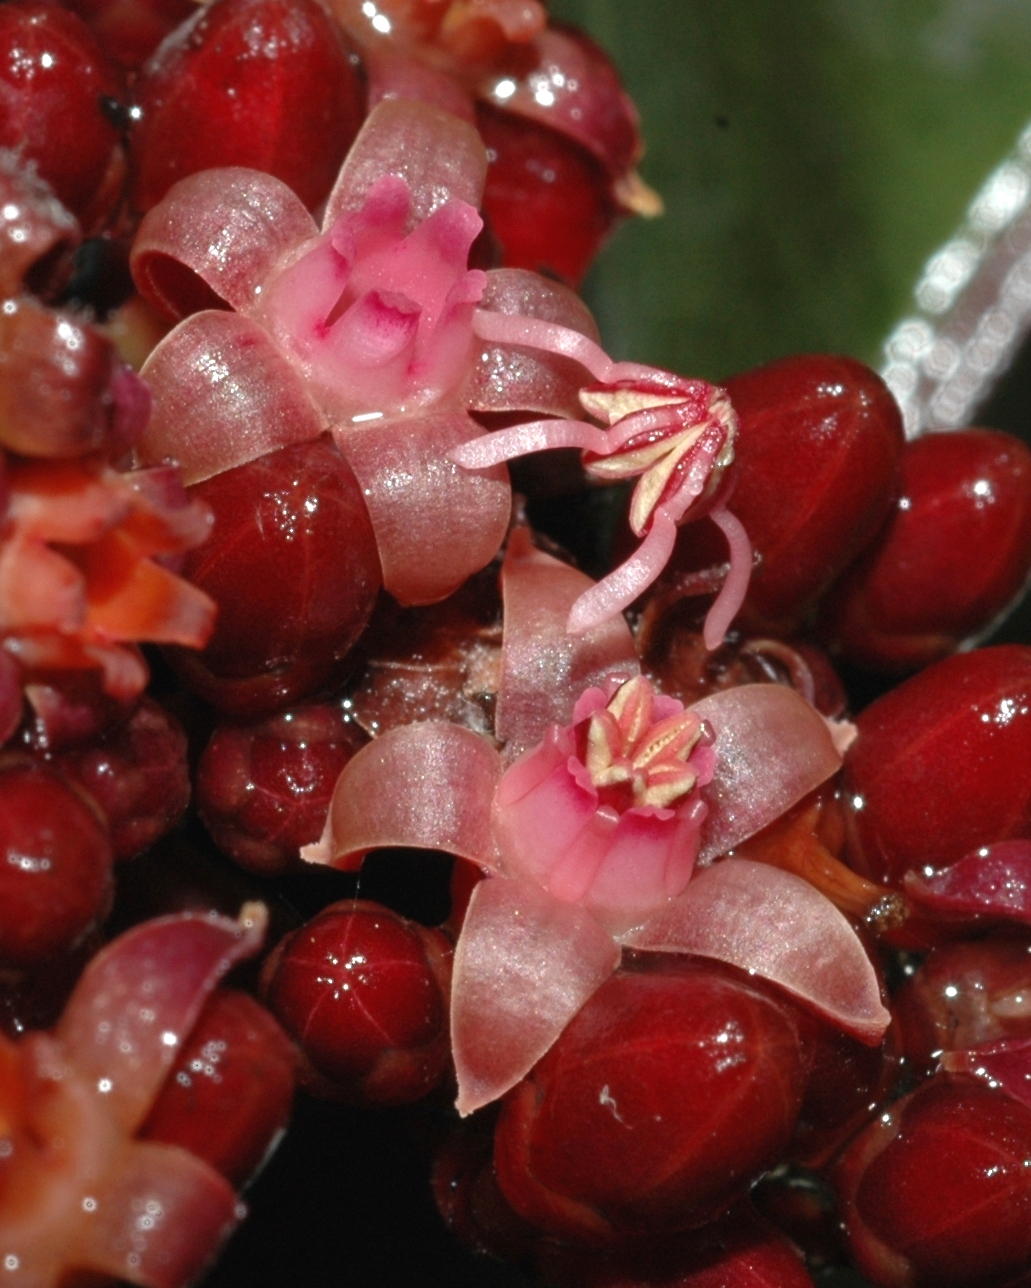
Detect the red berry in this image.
<box><xmin>65</xmin><ymin>0</ymin><xmax>197</xmax><ymax>72</ymax></box>
<box><xmin>820</xmin><ymin>429</ymin><xmax>1031</xmax><ymax>673</ymax></box>
<box><xmin>835</xmin><ymin>1074</ymin><xmax>1031</xmax><ymax>1288</ymax></box>
<box><xmin>128</xmin><ymin>0</ymin><xmax>365</xmax><ymax>214</ymax></box>
<box><xmin>493</xmin><ymin>958</ymin><xmax>806</xmax><ymax>1243</ymax></box>
<box><xmin>140</xmin><ymin>987</ymin><xmax>296</xmax><ymax>1188</ymax></box>
<box><xmin>682</xmin><ymin>354</ymin><xmax>905</xmax><ymax>634</ymax></box>
<box><xmin>893</xmin><ymin>939</ymin><xmax>1031</xmax><ymax>1080</ymax></box>
<box><xmin>477</xmin><ymin>101</ymin><xmax>619</xmax><ymax>286</ymax></box>
<box><xmin>261</xmin><ymin>900</ymin><xmax>453</xmax><ymax>1106</ymax></box>
<box><xmin>0</xmin><ymin>0</ymin><xmax>124</xmax><ymax>229</ymax></box>
<box><xmin>167</xmin><ymin>437</ymin><xmax>381</xmax><ymax>718</ymax></box>
<box><xmin>196</xmin><ymin>701</ymin><xmax>366</xmax><ymax>876</ymax></box>
<box><xmin>842</xmin><ymin>646</ymin><xmax>1031</xmax><ymax>887</ymax></box>
<box><xmin>52</xmin><ymin>695</ymin><xmax>190</xmax><ymax>861</ymax></box>
<box><xmin>0</xmin><ymin>758</ymin><xmax>112</xmax><ymax>967</ymax></box>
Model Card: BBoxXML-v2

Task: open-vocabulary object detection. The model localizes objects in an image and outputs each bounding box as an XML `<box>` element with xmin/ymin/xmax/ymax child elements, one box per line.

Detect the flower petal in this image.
<box><xmin>692</xmin><ymin>684</ymin><xmax>843</xmax><ymax>862</ymax></box>
<box><xmin>496</xmin><ymin>526</ymin><xmax>639</xmax><ymax>759</ymax></box>
<box><xmin>622</xmin><ymin>858</ymin><xmax>889</xmax><ymax>1044</ymax></box>
<box><xmin>452</xmin><ymin>877</ymin><xmax>620</xmax><ymax>1115</ymax></box>
<box><xmin>464</xmin><ymin>268</ymin><xmax>602</xmax><ymax>419</ymax></box>
<box><xmin>131</xmin><ymin>168</ymin><xmax>318</xmax><ymax>323</ymax></box>
<box><xmin>55</xmin><ymin>906</ymin><xmax>267</xmax><ymax>1134</ymax></box>
<box><xmin>324</xmin><ymin>99</ymin><xmax>487</xmax><ymax>234</ymax></box>
<box><xmin>139</xmin><ymin>311</ymin><xmax>325</xmax><ymax>485</ymax></box>
<box><xmin>301</xmin><ymin>720</ymin><xmax>502</xmax><ymax>871</ymax></box>
<box><xmin>335</xmin><ymin>409</ymin><xmax>510</xmax><ymax>606</ymax></box>
<box><xmin>65</xmin><ymin>1140</ymin><xmax>240</xmax><ymax>1288</ymax></box>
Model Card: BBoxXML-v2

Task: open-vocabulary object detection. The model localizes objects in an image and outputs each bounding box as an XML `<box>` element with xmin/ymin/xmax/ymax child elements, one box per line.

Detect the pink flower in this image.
<box><xmin>130</xmin><ymin>98</ymin><xmax>747</xmax><ymax>625</ymax></box>
<box><xmin>303</xmin><ymin>534</ymin><xmax>884</xmax><ymax>1115</ymax></box>
<box><xmin>493</xmin><ymin>676</ymin><xmax>715</xmax><ymax>930</ymax></box>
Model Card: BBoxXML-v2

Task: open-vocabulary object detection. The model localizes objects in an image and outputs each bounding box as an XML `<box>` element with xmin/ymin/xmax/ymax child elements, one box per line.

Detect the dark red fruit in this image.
<box><xmin>680</xmin><ymin>354</ymin><xmax>904</xmax><ymax>634</ymax></box>
<box><xmin>260</xmin><ymin>899</ymin><xmax>453</xmax><ymax>1106</ymax></box>
<box><xmin>790</xmin><ymin>1010</ymin><xmax>899</xmax><ymax>1168</ymax></box>
<box><xmin>140</xmin><ymin>987</ymin><xmax>296</xmax><ymax>1188</ymax></box>
<box><xmin>195</xmin><ymin>701</ymin><xmax>366</xmax><ymax>876</ymax></box>
<box><xmin>0</xmin><ymin>758</ymin><xmax>112</xmax><ymax>967</ymax></box>
<box><xmin>894</xmin><ymin>939</ymin><xmax>1031</xmax><ymax>1080</ymax></box>
<box><xmin>128</xmin><ymin>0</ymin><xmax>365</xmax><ymax>214</ymax></box>
<box><xmin>0</xmin><ymin>297</ymin><xmax>122</xmax><ymax>459</ymax></box>
<box><xmin>477</xmin><ymin>101</ymin><xmax>619</xmax><ymax>286</ymax></box>
<box><xmin>52</xmin><ymin>695</ymin><xmax>190</xmax><ymax>860</ymax></box>
<box><xmin>0</xmin><ymin>1</ymin><xmax>124</xmax><ymax>229</ymax></box>
<box><xmin>18</xmin><ymin>668</ymin><xmax>134</xmax><ymax>753</ymax></box>
<box><xmin>166</xmin><ymin>436</ymin><xmax>381</xmax><ymax>718</ymax></box>
<box><xmin>820</xmin><ymin>429</ymin><xmax>1031</xmax><ymax>673</ymax></box>
<box><xmin>493</xmin><ymin>958</ymin><xmax>806</xmax><ymax>1244</ymax></box>
<box><xmin>0</xmin><ymin>150</ymin><xmax>80</xmax><ymax>301</ymax></box>
<box><xmin>835</xmin><ymin>1074</ymin><xmax>1031</xmax><ymax>1287</ymax></box>
<box><xmin>842</xmin><ymin>646</ymin><xmax>1031</xmax><ymax>887</ymax></box>
<box><xmin>539</xmin><ymin>1207</ymin><xmax>816</xmax><ymax>1288</ymax></box>
<box><xmin>65</xmin><ymin>0</ymin><xmax>196</xmax><ymax>71</ymax></box>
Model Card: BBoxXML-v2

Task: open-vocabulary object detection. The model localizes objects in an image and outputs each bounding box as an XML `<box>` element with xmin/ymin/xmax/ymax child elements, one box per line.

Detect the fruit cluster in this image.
<box><xmin>4</xmin><ymin>3</ymin><xmax>1031</xmax><ymax>1287</ymax></box>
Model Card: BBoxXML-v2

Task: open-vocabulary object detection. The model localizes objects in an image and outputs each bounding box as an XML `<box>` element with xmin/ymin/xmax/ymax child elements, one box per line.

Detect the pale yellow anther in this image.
<box><xmin>583</xmin><ymin>677</ymin><xmax>705</xmax><ymax>810</ymax></box>
<box><xmin>580</xmin><ymin>387</ymin><xmax>684</xmax><ymax>425</ymax></box>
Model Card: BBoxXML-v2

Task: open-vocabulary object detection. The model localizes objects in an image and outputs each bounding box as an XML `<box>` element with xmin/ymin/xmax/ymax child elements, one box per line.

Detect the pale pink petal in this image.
<box><xmin>904</xmin><ymin>840</ymin><xmax>1031</xmax><ymax>926</ymax></box>
<box><xmin>491</xmin><ymin>755</ymin><xmax>601</xmax><ymax>888</ymax></box>
<box><xmin>301</xmin><ymin>720</ymin><xmax>502</xmax><ymax>872</ymax></box>
<box><xmin>335</xmin><ymin>409</ymin><xmax>510</xmax><ymax>605</ymax></box>
<box><xmin>451</xmin><ymin>877</ymin><xmax>620</xmax><ymax>1114</ymax></box>
<box><xmin>451</xmin><ymin>417</ymin><xmax>609</xmax><ymax>469</ymax></box>
<box><xmin>702</xmin><ymin>503</ymin><xmax>753</xmax><ymax>650</ymax></box>
<box><xmin>138</xmin><ymin>311</ymin><xmax>326</xmax><ymax>485</ymax></box>
<box><xmin>66</xmin><ymin>1141</ymin><xmax>240</xmax><ymax>1288</ymax></box>
<box><xmin>622</xmin><ymin>858</ymin><xmax>890</xmax><ymax>1044</ymax></box>
<box><xmin>496</xmin><ymin>526</ymin><xmax>639</xmax><ymax>758</ymax></box>
<box><xmin>55</xmin><ymin>906</ymin><xmax>267</xmax><ymax>1134</ymax></box>
<box><xmin>364</xmin><ymin>46</ymin><xmax>477</xmax><ymax>123</ymax></box>
<box><xmin>324</xmin><ymin>99</ymin><xmax>487</xmax><ymax>234</ymax></box>
<box><xmin>582</xmin><ymin>798</ymin><xmax>707</xmax><ymax>931</ymax></box>
<box><xmin>131</xmin><ymin>168</ymin><xmax>318</xmax><ymax>322</ymax></box>
<box><xmin>567</xmin><ymin>510</ymin><xmax>679</xmax><ymax>634</ymax></box>
<box><xmin>464</xmin><ymin>268</ymin><xmax>602</xmax><ymax>418</ymax></box>
<box><xmin>692</xmin><ymin>684</ymin><xmax>843</xmax><ymax>863</ymax></box>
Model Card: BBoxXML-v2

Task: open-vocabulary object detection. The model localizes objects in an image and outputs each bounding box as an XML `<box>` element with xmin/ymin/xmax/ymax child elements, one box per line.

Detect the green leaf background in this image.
<box><xmin>551</xmin><ymin>0</ymin><xmax>1031</xmax><ymax>385</ymax></box>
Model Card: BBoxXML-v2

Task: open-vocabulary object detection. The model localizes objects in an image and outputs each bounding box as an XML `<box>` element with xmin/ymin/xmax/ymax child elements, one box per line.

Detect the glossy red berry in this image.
<box><xmin>835</xmin><ymin>1074</ymin><xmax>1031</xmax><ymax>1288</ymax></box>
<box><xmin>820</xmin><ymin>429</ymin><xmax>1031</xmax><ymax>673</ymax></box>
<box><xmin>0</xmin><ymin>1</ymin><xmax>124</xmax><ymax>229</ymax></box>
<box><xmin>128</xmin><ymin>0</ymin><xmax>365</xmax><ymax>214</ymax></box>
<box><xmin>167</xmin><ymin>436</ymin><xmax>381</xmax><ymax>718</ymax></box>
<box><xmin>140</xmin><ymin>987</ymin><xmax>296</xmax><ymax>1188</ymax></box>
<box><xmin>842</xmin><ymin>645</ymin><xmax>1031</xmax><ymax>887</ymax></box>
<box><xmin>493</xmin><ymin>958</ymin><xmax>806</xmax><ymax>1243</ymax></box>
<box><xmin>0</xmin><ymin>758</ymin><xmax>112</xmax><ymax>967</ymax></box>
<box><xmin>261</xmin><ymin>900</ymin><xmax>453</xmax><ymax>1106</ymax></box>
<box><xmin>195</xmin><ymin>701</ymin><xmax>366</xmax><ymax>876</ymax></box>
<box><xmin>477</xmin><ymin>101</ymin><xmax>619</xmax><ymax>286</ymax></box>
<box><xmin>52</xmin><ymin>695</ymin><xmax>190</xmax><ymax>861</ymax></box>
<box><xmin>893</xmin><ymin>939</ymin><xmax>1031</xmax><ymax>1080</ymax></box>
<box><xmin>64</xmin><ymin>0</ymin><xmax>197</xmax><ymax>72</ymax></box>
<box><xmin>681</xmin><ymin>354</ymin><xmax>904</xmax><ymax>634</ymax></box>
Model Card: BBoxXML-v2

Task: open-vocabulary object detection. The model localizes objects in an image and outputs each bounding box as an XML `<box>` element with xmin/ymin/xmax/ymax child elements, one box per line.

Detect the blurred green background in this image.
<box><xmin>551</xmin><ymin>0</ymin><xmax>1031</xmax><ymax>386</ymax></box>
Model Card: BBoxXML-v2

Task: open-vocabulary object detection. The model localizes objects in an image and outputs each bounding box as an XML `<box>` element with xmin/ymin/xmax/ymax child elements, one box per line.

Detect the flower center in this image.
<box><xmin>576</xmin><ymin>676</ymin><xmax>706</xmax><ymax>810</ymax></box>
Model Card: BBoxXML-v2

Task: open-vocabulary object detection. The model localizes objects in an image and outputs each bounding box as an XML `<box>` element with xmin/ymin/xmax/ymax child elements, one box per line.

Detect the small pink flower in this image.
<box><xmin>257</xmin><ymin>174</ymin><xmax>488</xmax><ymax>419</ymax></box>
<box><xmin>493</xmin><ymin>675</ymin><xmax>715</xmax><ymax>929</ymax></box>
